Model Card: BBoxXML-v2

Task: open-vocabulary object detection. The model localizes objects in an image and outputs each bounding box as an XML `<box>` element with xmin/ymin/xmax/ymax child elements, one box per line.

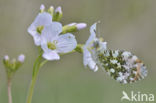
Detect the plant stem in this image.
<box><xmin>26</xmin><ymin>70</ymin><xmax>38</xmax><ymax>103</ymax></box>
<box><xmin>26</xmin><ymin>53</ymin><xmax>47</xmax><ymax>103</ymax></box>
<box><xmin>7</xmin><ymin>78</ymin><xmax>12</xmax><ymax>103</ymax></box>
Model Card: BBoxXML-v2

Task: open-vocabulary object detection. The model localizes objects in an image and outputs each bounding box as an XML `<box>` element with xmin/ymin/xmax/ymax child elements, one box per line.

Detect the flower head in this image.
<box><xmin>41</xmin><ymin>22</ymin><xmax>77</xmax><ymax>60</ymax></box>
<box><xmin>3</xmin><ymin>54</ymin><xmax>26</xmax><ymax>79</ymax></box>
<box><xmin>83</xmin><ymin>23</ymin><xmax>107</xmax><ymax>72</ymax></box>
<box><xmin>28</xmin><ymin>12</ymin><xmax>52</xmax><ymax>46</ymax></box>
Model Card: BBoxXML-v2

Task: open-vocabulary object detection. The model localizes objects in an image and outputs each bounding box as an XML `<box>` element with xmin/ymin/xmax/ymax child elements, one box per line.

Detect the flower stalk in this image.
<box><xmin>7</xmin><ymin>78</ymin><xmax>12</xmax><ymax>103</ymax></box>
<box><xmin>3</xmin><ymin>54</ymin><xmax>25</xmax><ymax>103</ymax></box>
<box><xmin>26</xmin><ymin>52</ymin><xmax>48</xmax><ymax>103</ymax></box>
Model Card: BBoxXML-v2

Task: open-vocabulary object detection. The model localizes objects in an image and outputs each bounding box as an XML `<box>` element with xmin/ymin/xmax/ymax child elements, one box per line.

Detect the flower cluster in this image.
<box><xmin>83</xmin><ymin>23</ymin><xmax>147</xmax><ymax>84</ymax></box>
<box><xmin>3</xmin><ymin>54</ymin><xmax>25</xmax><ymax>79</ymax></box>
<box><xmin>28</xmin><ymin>4</ymin><xmax>86</xmax><ymax>60</ymax></box>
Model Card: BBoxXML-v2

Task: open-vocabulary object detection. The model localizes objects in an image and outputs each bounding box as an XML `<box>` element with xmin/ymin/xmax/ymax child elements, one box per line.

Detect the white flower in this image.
<box><xmin>41</xmin><ymin>22</ymin><xmax>77</xmax><ymax>61</ymax></box>
<box><xmin>83</xmin><ymin>23</ymin><xmax>107</xmax><ymax>72</ymax></box>
<box><xmin>28</xmin><ymin>12</ymin><xmax>52</xmax><ymax>46</ymax></box>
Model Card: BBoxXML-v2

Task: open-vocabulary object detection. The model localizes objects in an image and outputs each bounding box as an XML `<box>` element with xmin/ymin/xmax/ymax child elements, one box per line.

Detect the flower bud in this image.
<box><xmin>55</xmin><ymin>6</ymin><xmax>62</xmax><ymax>14</ymax></box>
<box><xmin>48</xmin><ymin>6</ymin><xmax>54</xmax><ymax>16</ymax></box>
<box><xmin>18</xmin><ymin>54</ymin><xmax>25</xmax><ymax>63</ymax></box>
<box><xmin>62</xmin><ymin>23</ymin><xmax>87</xmax><ymax>34</ymax></box>
<box><xmin>53</xmin><ymin>6</ymin><xmax>63</xmax><ymax>21</ymax></box>
<box><xmin>40</xmin><ymin>4</ymin><xmax>45</xmax><ymax>13</ymax></box>
<box><xmin>76</xmin><ymin>23</ymin><xmax>87</xmax><ymax>30</ymax></box>
<box><xmin>4</xmin><ymin>55</ymin><xmax>9</xmax><ymax>61</ymax></box>
<box><xmin>67</xmin><ymin>23</ymin><xmax>76</xmax><ymax>26</ymax></box>
<box><xmin>3</xmin><ymin>54</ymin><xmax>26</xmax><ymax>79</ymax></box>
<box><xmin>3</xmin><ymin>55</ymin><xmax>10</xmax><ymax>68</ymax></box>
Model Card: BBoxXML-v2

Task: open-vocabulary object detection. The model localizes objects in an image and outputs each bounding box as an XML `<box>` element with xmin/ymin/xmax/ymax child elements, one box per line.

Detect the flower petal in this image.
<box><xmin>56</xmin><ymin>33</ymin><xmax>77</xmax><ymax>53</ymax></box>
<box><xmin>33</xmin><ymin>33</ymin><xmax>41</xmax><ymax>46</ymax></box>
<box><xmin>42</xmin><ymin>51</ymin><xmax>60</xmax><ymax>60</ymax></box>
<box><xmin>41</xmin><ymin>22</ymin><xmax>62</xmax><ymax>41</ymax></box>
<box><xmin>28</xmin><ymin>12</ymin><xmax>52</xmax><ymax>36</ymax></box>
<box><xmin>41</xmin><ymin>38</ymin><xmax>49</xmax><ymax>52</ymax></box>
<box><xmin>28</xmin><ymin>12</ymin><xmax>52</xmax><ymax>46</ymax></box>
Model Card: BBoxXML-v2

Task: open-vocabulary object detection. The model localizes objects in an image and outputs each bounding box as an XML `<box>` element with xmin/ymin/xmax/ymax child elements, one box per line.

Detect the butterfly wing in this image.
<box><xmin>96</xmin><ymin>49</ymin><xmax>147</xmax><ymax>84</ymax></box>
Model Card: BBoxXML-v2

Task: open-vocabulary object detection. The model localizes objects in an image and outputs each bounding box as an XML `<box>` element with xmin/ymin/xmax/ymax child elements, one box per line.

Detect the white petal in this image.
<box><xmin>41</xmin><ymin>22</ymin><xmax>62</xmax><ymax>41</ymax></box>
<box><xmin>41</xmin><ymin>38</ymin><xmax>49</xmax><ymax>52</ymax></box>
<box><xmin>33</xmin><ymin>12</ymin><xmax>52</xmax><ymax>27</ymax></box>
<box><xmin>56</xmin><ymin>33</ymin><xmax>77</xmax><ymax>53</ymax></box>
<box><xmin>33</xmin><ymin>34</ymin><xmax>41</xmax><ymax>46</ymax></box>
<box><xmin>28</xmin><ymin>12</ymin><xmax>52</xmax><ymax>46</ymax></box>
<box><xmin>28</xmin><ymin>12</ymin><xmax>52</xmax><ymax>36</ymax></box>
<box><xmin>42</xmin><ymin>51</ymin><xmax>60</xmax><ymax>61</ymax></box>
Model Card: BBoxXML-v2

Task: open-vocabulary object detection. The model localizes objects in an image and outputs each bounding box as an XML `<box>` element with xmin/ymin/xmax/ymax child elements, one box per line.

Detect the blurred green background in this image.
<box><xmin>0</xmin><ymin>0</ymin><xmax>156</xmax><ymax>103</ymax></box>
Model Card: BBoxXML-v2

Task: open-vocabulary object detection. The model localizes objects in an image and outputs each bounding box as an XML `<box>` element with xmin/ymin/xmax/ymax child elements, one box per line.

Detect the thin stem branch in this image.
<box><xmin>7</xmin><ymin>79</ymin><xmax>12</xmax><ymax>103</ymax></box>
<box><xmin>26</xmin><ymin>72</ymin><xmax>38</xmax><ymax>103</ymax></box>
<box><xmin>26</xmin><ymin>54</ymin><xmax>47</xmax><ymax>103</ymax></box>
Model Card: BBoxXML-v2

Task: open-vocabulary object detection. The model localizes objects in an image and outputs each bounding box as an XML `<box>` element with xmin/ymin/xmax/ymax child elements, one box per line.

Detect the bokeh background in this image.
<box><xmin>0</xmin><ymin>0</ymin><xmax>156</xmax><ymax>103</ymax></box>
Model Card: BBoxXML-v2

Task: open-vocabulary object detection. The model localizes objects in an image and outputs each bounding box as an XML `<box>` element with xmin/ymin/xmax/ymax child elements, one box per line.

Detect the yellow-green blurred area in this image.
<box><xmin>0</xmin><ymin>0</ymin><xmax>156</xmax><ymax>103</ymax></box>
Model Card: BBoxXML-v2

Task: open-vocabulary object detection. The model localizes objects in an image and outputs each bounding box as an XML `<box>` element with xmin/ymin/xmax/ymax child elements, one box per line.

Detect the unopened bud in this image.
<box><xmin>40</xmin><ymin>4</ymin><xmax>45</xmax><ymax>13</ymax></box>
<box><xmin>18</xmin><ymin>54</ymin><xmax>25</xmax><ymax>63</ymax></box>
<box><xmin>53</xmin><ymin>6</ymin><xmax>63</xmax><ymax>21</ymax></box>
<box><xmin>62</xmin><ymin>23</ymin><xmax>87</xmax><ymax>34</ymax></box>
<box><xmin>4</xmin><ymin>55</ymin><xmax>9</xmax><ymax>61</ymax></box>
<box><xmin>67</xmin><ymin>23</ymin><xmax>76</xmax><ymax>26</ymax></box>
<box><xmin>76</xmin><ymin>23</ymin><xmax>87</xmax><ymax>30</ymax></box>
<box><xmin>55</xmin><ymin>6</ymin><xmax>62</xmax><ymax>14</ymax></box>
<box><xmin>48</xmin><ymin>6</ymin><xmax>54</xmax><ymax>16</ymax></box>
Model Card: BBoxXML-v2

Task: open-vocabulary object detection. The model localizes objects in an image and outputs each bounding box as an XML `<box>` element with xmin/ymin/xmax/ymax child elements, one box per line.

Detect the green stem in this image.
<box><xmin>7</xmin><ymin>78</ymin><xmax>12</xmax><ymax>103</ymax></box>
<box><xmin>26</xmin><ymin>53</ymin><xmax>47</xmax><ymax>103</ymax></box>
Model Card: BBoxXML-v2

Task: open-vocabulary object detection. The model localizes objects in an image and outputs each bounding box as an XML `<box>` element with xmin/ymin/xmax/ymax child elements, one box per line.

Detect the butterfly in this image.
<box><xmin>89</xmin><ymin>22</ymin><xmax>147</xmax><ymax>84</ymax></box>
